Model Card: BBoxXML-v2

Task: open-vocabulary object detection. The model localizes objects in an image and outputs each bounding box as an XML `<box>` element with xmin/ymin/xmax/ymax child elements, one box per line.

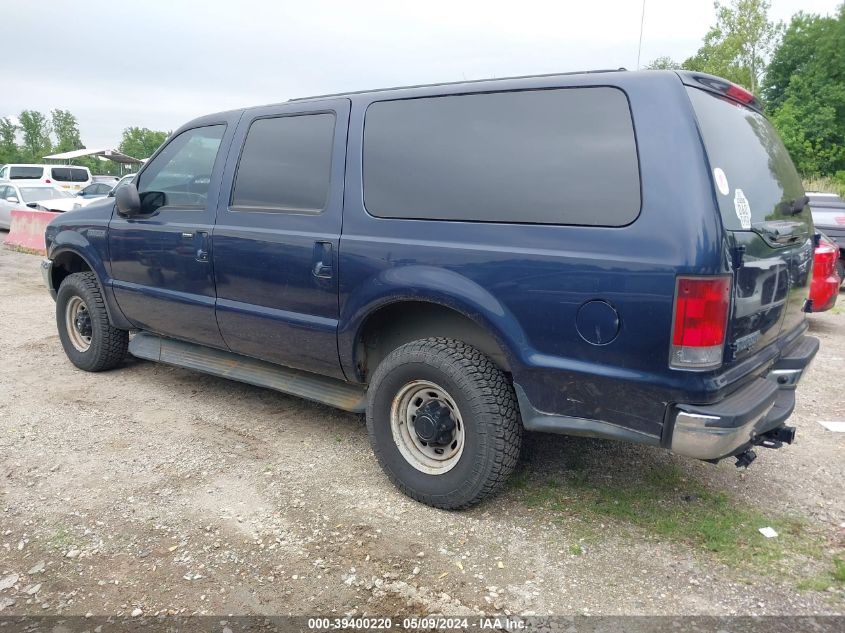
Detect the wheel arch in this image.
<box><xmin>353</xmin><ymin>300</ymin><xmax>513</xmax><ymax>383</ymax></box>
<box><xmin>50</xmin><ymin>247</ymin><xmax>131</xmax><ymax>330</ymax></box>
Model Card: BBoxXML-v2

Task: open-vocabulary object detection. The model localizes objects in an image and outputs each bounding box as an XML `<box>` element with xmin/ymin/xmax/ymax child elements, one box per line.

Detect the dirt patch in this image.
<box><xmin>0</xmin><ymin>246</ymin><xmax>843</xmax><ymax>616</ymax></box>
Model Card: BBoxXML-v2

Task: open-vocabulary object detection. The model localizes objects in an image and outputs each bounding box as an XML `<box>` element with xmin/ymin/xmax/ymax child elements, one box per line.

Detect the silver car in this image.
<box><xmin>0</xmin><ymin>184</ymin><xmax>78</xmax><ymax>229</ymax></box>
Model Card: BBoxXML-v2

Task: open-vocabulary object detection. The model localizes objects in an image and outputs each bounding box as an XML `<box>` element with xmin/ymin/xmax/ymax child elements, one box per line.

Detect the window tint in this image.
<box><xmin>364</xmin><ymin>88</ymin><xmax>640</xmax><ymax>225</ymax></box>
<box><xmin>51</xmin><ymin>167</ymin><xmax>89</xmax><ymax>182</ymax></box>
<box><xmin>10</xmin><ymin>166</ymin><xmax>44</xmax><ymax>180</ymax></box>
<box><xmin>137</xmin><ymin>125</ymin><xmax>225</xmax><ymax>213</ymax></box>
<box><xmin>232</xmin><ymin>113</ymin><xmax>335</xmax><ymax>213</ymax></box>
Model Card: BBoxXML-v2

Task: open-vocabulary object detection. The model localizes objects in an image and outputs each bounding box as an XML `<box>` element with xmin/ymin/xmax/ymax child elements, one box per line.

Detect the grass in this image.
<box><xmin>804</xmin><ymin>177</ymin><xmax>845</xmax><ymax>198</ymax></box>
<box><xmin>797</xmin><ymin>559</ymin><xmax>845</xmax><ymax>592</ymax></box>
<box><xmin>510</xmin><ymin>461</ymin><xmax>823</xmax><ymax>571</ymax></box>
<box><xmin>50</xmin><ymin>527</ymin><xmax>74</xmax><ymax>550</ymax></box>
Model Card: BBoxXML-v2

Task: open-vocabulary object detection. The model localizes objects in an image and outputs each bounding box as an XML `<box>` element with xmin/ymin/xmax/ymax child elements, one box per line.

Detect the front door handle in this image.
<box><xmin>312</xmin><ymin>241</ymin><xmax>333</xmax><ymax>279</ymax></box>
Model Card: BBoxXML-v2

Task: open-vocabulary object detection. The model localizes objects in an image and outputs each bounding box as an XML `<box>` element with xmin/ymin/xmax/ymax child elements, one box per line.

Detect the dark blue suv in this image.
<box><xmin>42</xmin><ymin>70</ymin><xmax>818</xmax><ymax>509</ymax></box>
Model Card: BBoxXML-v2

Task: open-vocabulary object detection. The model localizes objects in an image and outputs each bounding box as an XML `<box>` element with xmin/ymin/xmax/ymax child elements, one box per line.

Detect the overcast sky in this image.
<box><xmin>3</xmin><ymin>0</ymin><xmax>841</xmax><ymax>151</ymax></box>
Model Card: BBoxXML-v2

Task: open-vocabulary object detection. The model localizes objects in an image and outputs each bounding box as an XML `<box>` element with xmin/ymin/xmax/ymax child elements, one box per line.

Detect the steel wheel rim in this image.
<box><xmin>390</xmin><ymin>380</ymin><xmax>465</xmax><ymax>474</ymax></box>
<box><xmin>65</xmin><ymin>296</ymin><xmax>92</xmax><ymax>352</ymax></box>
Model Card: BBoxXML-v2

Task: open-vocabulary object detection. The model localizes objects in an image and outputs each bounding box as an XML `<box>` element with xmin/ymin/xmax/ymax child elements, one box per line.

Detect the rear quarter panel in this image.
<box><xmin>337</xmin><ymin>72</ymin><xmax>724</xmax><ymax>440</ymax></box>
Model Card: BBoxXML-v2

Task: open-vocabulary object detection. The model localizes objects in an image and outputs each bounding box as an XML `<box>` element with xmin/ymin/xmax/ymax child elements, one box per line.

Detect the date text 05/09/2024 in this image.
<box><xmin>307</xmin><ymin>616</ymin><xmax>526</xmax><ymax>630</ymax></box>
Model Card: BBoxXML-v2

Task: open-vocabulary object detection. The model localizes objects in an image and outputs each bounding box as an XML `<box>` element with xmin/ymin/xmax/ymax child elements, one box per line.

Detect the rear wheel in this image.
<box><xmin>56</xmin><ymin>272</ymin><xmax>128</xmax><ymax>372</ymax></box>
<box><xmin>836</xmin><ymin>258</ymin><xmax>844</xmax><ymax>289</ymax></box>
<box><xmin>366</xmin><ymin>337</ymin><xmax>522</xmax><ymax>509</ymax></box>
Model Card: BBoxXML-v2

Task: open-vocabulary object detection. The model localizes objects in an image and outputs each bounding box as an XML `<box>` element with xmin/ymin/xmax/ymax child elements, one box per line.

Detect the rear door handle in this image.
<box><xmin>312</xmin><ymin>241</ymin><xmax>333</xmax><ymax>279</ymax></box>
<box><xmin>195</xmin><ymin>230</ymin><xmax>209</xmax><ymax>262</ymax></box>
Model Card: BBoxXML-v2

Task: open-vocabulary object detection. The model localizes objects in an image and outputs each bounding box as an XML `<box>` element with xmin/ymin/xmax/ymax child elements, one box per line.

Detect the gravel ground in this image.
<box><xmin>0</xmin><ymin>245</ymin><xmax>843</xmax><ymax>618</ymax></box>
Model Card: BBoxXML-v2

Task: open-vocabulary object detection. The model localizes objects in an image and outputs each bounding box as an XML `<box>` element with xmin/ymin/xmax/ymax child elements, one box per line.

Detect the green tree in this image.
<box><xmin>765</xmin><ymin>5</ymin><xmax>845</xmax><ymax>176</ymax></box>
<box><xmin>18</xmin><ymin>110</ymin><xmax>52</xmax><ymax>162</ymax></box>
<box><xmin>51</xmin><ymin>109</ymin><xmax>83</xmax><ymax>153</ymax></box>
<box><xmin>119</xmin><ymin>127</ymin><xmax>168</xmax><ymax>160</ymax></box>
<box><xmin>683</xmin><ymin>0</ymin><xmax>782</xmax><ymax>94</ymax></box>
<box><xmin>0</xmin><ymin>117</ymin><xmax>20</xmax><ymax>164</ymax></box>
<box><xmin>645</xmin><ymin>56</ymin><xmax>681</xmax><ymax>70</ymax></box>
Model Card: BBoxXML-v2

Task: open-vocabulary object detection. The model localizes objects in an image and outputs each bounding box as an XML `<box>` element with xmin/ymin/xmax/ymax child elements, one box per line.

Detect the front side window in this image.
<box><xmin>137</xmin><ymin>125</ymin><xmax>225</xmax><ymax>214</ymax></box>
<box><xmin>363</xmin><ymin>87</ymin><xmax>641</xmax><ymax>225</ymax></box>
<box><xmin>10</xmin><ymin>166</ymin><xmax>44</xmax><ymax>180</ymax></box>
<box><xmin>231</xmin><ymin>113</ymin><xmax>335</xmax><ymax>213</ymax></box>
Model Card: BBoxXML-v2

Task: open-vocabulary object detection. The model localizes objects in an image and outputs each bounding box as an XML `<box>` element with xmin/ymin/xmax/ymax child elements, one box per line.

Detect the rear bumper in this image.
<box><xmin>668</xmin><ymin>335</ymin><xmax>818</xmax><ymax>460</ymax></box>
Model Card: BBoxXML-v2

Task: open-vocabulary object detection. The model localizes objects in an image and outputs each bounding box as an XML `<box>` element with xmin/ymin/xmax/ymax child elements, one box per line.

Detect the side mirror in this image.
<box><xmin>115</xmin><ymin>183</ymin><xmax>142</xmax><ymax>217</ymax></box>
<box><xmin>7</xmin><ymin>196</ymin><xmax>18</xmax><ymax>204</ymax></box>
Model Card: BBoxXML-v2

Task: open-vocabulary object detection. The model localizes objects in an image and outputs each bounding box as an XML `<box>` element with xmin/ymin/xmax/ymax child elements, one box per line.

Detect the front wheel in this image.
<box><xmin>366</xmin><ymin>338</ymin><xmax>522</xmax><ymax>509</ymax></box>
<box><xmin>56</xmin><ymin>272</ymin><xmax>128</xmax><ymax>372</ymax></box>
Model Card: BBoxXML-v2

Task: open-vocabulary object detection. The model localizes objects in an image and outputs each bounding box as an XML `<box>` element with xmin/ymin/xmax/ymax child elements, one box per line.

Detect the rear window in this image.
<box><xmin>686</xmin><ymin>87</ymin><xmax>809</xmax><ymax>233</ymax></box>
<box><xmin>10</xmin><ymin>166</ymin><xmax>44</xmax><ymax>180</ymax></box>
<box><xmin>232</xmin><ymin>113</ymin><xmax>335</xmax><ymax>213</ymax></box>
<box><xmin>51</xmin><ymin>167</ymin><xmax>89</xmax><ymax>182</ymax></box>
<box><xmin>363</xmin><ymin>87</ymin><xmax>641</xmax><ymax>225</ymax></box>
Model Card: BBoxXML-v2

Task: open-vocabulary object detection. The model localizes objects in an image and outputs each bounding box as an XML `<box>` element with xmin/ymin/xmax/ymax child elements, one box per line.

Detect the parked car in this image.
<box><xmin>42</xmin><ymin>70</ymin><xmax>818</xmax><ymax>509</ymax></box>
<box><xmin>0</xmin><ymin>163</ymin><xmax>92</xmax><ymax>191</ymax></box>
<box><xmin>77</xmin><ymin>182</ymin><xmax>116</xmax><ymax>199</ymax></box>
<box><xmin>809</xmin><ymin>232</ymin><xmax>841</xmax><ymax>312</ymax></box>
<box><xmin>808</xmin><ymin>192</ymin><xmax>845</xmax><ymax>286</ymax></box>
<box><xmin>92</xmin><ymin>175</ymin><xmax>119</xmax><ymax>185</ymax></box>
<box><xmin>0</xmin><ymin>184</ymin><xmax>79</xmax><ymax>227</ymax></box>
<box><xmin>75</xmin><ymin>175</ymin><xmax>138</xmax><ymax>207</ymax></box>
<box><xmin>108</xmin><ymin>174</ymin><xmax>136</xmax><ymax>196</ymax></box>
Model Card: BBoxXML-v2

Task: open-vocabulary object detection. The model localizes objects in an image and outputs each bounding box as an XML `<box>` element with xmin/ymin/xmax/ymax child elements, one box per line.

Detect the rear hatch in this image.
<box><xmin>685</xmin><ymin>82</ymin><xmax>813</xmax><ymax>364</ymax></box>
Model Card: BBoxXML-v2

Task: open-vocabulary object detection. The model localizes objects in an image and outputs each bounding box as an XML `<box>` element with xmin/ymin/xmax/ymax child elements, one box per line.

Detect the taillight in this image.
<box><xmin>670</xmin><ymin>276</ymin><xmax>731</xmax><ymax>370</ymax></box>
<box><xmin>726</xmin><ymin>84</ymin><xmax>754</xmax><ymax>104</ymax></box>
<box><xmin>815</xmin><ymin>239</ymin><xmax>837</xmax><ymax>278</ymax></box>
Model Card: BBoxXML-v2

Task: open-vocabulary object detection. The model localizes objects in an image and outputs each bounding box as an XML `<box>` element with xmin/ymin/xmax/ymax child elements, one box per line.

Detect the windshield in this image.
<box><xmin>686</xmin><ymin>87</ymin><xmax>809</xmax><ymax>235</ymax></box>
<box><xmin>19</xmin><ymin>187</ymin><xmax>73</xmax><ymax>202</ymax></box>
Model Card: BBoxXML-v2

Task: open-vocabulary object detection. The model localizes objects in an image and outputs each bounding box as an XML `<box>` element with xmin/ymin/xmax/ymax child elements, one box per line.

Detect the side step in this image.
<box><xmin>129</xmin><ymin>332</ymin><xmax>367</xmax><ymax>413</ymax></box>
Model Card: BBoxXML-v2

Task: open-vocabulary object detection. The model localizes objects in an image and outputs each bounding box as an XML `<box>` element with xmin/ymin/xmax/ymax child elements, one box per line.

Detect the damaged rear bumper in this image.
<box><xmin>668</xmin><ymin>335</ymin><xmax>819</xmax><ymax>461</ymax></box>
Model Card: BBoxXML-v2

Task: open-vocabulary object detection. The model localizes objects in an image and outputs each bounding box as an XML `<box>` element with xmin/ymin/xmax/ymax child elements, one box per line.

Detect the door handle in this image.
<box><xmin>195</xmin><ymin>230</ymin><xmax>209</xmax><ymax>263</ymax></box>
<box><xmin>312</xmin><ymin>241</ymin><xmax>333</xmax><ymax>279</ymax></box>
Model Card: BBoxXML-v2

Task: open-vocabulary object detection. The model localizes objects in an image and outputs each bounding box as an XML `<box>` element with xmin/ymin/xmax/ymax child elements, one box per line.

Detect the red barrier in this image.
<box><xmin>3</xmin><ymin>209</ymin><xmax>60</xmax><ymax>256</ymax></box>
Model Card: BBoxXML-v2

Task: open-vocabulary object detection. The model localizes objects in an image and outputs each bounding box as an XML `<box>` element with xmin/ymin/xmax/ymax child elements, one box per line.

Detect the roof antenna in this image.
<box><xmin>636</xmin><ymin>0</ymin><xmax>646</xmax><ymax>70</ymax></box>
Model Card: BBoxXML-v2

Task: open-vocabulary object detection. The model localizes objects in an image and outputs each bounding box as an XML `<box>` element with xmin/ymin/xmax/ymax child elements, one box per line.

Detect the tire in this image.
<box><xmin>836</xmin><ymin>258</ymin><xmax>844</xmax><ymax>289</ymax></box>
<box><xmin>366</xmin><ymin>337</ymin><xmax>522</xmax><ymax>509</ymax></box>
<box><xmin>56</xmin><ymin>272</ymin><xmax>128</xmax><ymax>372</ymax></box>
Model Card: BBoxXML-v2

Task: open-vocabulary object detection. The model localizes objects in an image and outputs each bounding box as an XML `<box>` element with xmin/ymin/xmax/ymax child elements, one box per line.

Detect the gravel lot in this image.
<box><xmin>0</xmin><ymin>245</ymin><xmax>843</xmax><ymax>618</ymax></box>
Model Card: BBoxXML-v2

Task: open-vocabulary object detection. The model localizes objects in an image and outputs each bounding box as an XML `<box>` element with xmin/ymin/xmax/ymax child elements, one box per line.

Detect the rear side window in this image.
<box><xmin>10</xmin><ymin>166</ymin><xmax>44</xmax><ymax>179</ymax></box>
<box><xmin>51</xmin><ymin>167</ymin><xmax>89</xmax><ymax>182</ymax></box>
<box><xmin>363</xmin><ymin>87</ymin><xmax>640</xmax><ymax>225</ymax></box>
<box><xmin>232</xmin><ymin>113</ymin><xmax>335</xmax><ymax>213</ymax></box>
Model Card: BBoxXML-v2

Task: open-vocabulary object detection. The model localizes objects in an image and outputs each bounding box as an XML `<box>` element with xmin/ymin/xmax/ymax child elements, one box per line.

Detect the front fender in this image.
<box><xmin>46</xmin><ymin>218</ymin><xmax>133</xmax><ymax>330</ymax></box>
<box><xmin>338</xmin><ymin>265</ymin><xmax>533</xmax><ymax>381</ymax></box>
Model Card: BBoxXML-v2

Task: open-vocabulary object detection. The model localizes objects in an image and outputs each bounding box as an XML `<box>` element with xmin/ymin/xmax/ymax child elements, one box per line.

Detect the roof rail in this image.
<box><xmin>288</xmin><ymin>68</ymin><xmax>628</xmax><ymax>102</ymax></box>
